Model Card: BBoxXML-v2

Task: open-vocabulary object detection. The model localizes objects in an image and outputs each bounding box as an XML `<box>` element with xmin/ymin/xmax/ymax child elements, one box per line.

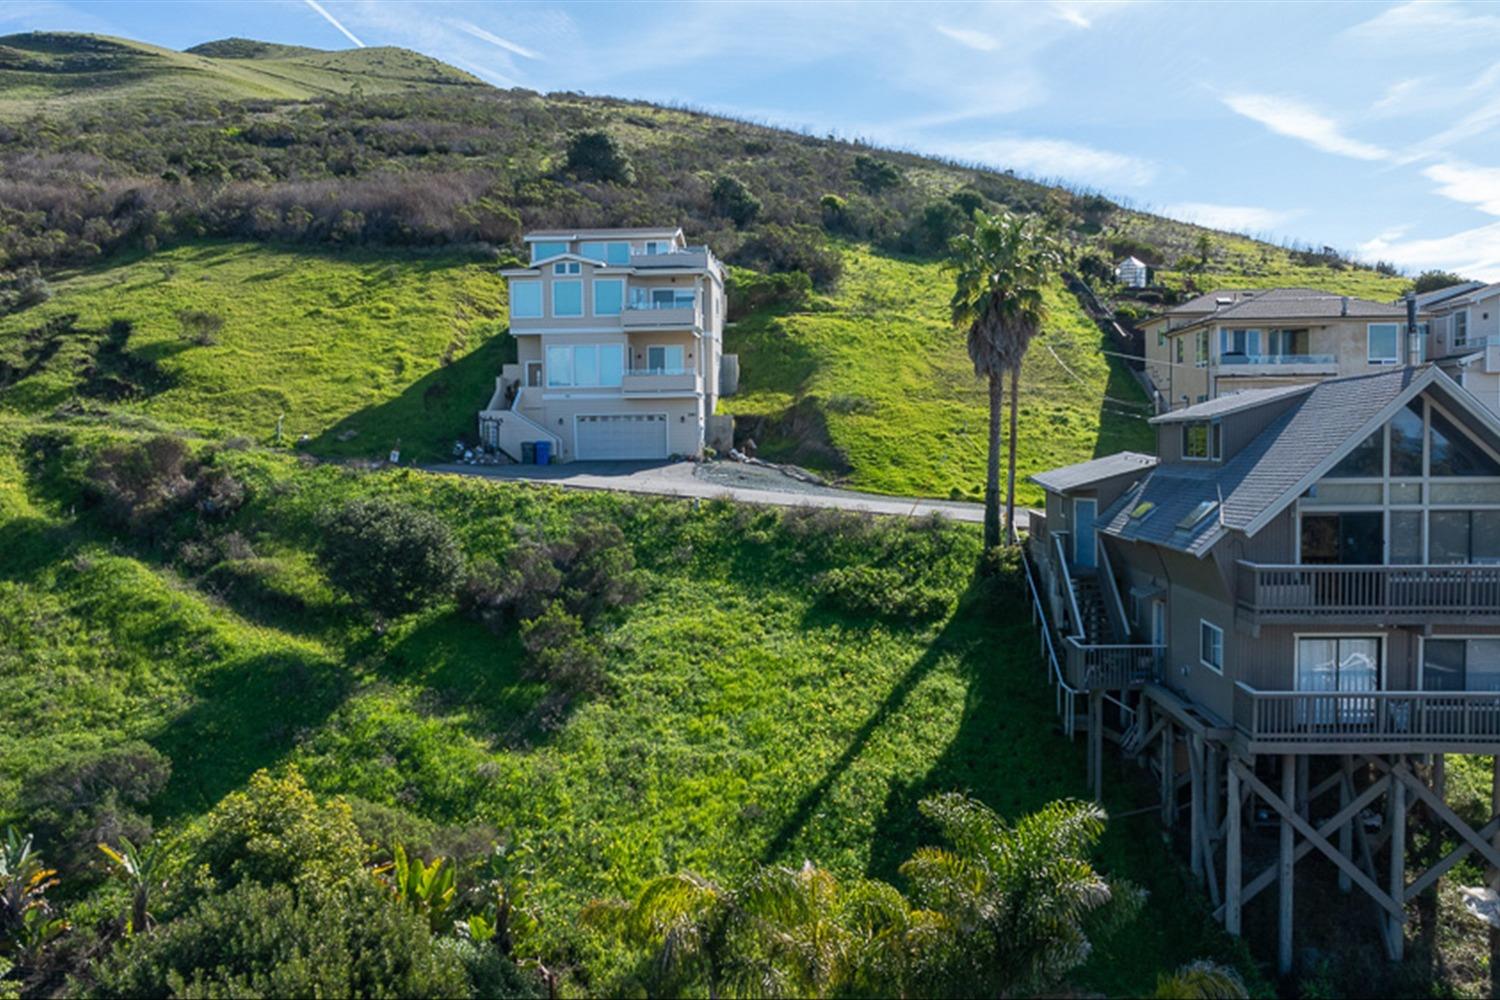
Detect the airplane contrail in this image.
<box><xmin>304</xmin><ymin>0</ymin><xmax>365</xmax><ymax>48</ymax></box>
<box><xmin>450</xmin><ymin>18</ymin><xmax>540</xmax><ymax>60</ymax></box>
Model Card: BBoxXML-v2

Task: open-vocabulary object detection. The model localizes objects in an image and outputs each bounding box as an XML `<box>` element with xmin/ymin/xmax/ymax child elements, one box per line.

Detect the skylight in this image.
<box><xmin>1129</xmin><ymin>502</ymin><xmax>1155</xmax><ymax>521</ymax></box>
<box><xmin>1177</xmin><ymin>500</ymin><xmax>1219</xmax><ymax>531</ymax></box>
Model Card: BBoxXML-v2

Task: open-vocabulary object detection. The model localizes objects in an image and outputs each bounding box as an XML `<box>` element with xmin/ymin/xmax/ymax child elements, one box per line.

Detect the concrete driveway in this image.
<box><xmin>423</xmin><ymin>459</ymin><xmax>1025</xmax><ymax>528</ymax></box>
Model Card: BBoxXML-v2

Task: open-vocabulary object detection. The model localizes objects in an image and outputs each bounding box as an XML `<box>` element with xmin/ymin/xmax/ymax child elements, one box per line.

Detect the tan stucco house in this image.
<box><xmin>1418</xmin><ymin>280</ymin><xmax>1500</xmax><ymax>415</ymax></box>
<box><xmin>478</xmin><ymin>227</ymin><xmax>728</xmax><ymax>462</ymax></box>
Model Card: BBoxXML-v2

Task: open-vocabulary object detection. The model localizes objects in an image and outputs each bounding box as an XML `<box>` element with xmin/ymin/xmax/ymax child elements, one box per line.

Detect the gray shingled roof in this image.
<box><xmin>1102</xmin><ymin>368</ymin><xmax>1429</xmax><ymax>556</ymax></box>
<box><xmin>1029</xmin><ymin>452</ymin><xmax>1156</xmax><ymax>493</ymax></box>
<box><xmin>1154</xmin><ymin>287</ymin><xmax>1407</xmax><ymax>333</ymax></box>
<box><xmin>1163</xmin><ymin>289</ymin><xmax>1254</xmax><ymax>316</ymax></box>
<box><xmin>1151</xmin><ymin>384</ymin><xmax>1313</xmax><ymax>424</ymax></box>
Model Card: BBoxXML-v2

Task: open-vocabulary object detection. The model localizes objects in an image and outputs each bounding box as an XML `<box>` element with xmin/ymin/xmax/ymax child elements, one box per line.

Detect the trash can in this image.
<box><xmin>520</xmin><ymin>441</ymin><xmax>536</xmax><ymax>464</ymax></box>
<box><xmin>535</xmin><ymin>440</ymin><xmax>552</xmax><ymax>465</ymax></box>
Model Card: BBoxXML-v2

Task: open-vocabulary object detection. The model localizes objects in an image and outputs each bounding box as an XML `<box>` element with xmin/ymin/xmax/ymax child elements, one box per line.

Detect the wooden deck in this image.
<box><xmin>1232</xmin><ymin>682</ymin><xmax>1500</xmax><ymax>754</ymax></box>
<box><xmin>1235</xmin><ymin>561</ymin><xmax>1500</xmax><ymax>626</ymax></box>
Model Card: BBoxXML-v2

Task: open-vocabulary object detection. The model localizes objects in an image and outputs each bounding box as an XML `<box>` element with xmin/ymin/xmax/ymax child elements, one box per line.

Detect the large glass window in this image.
<box><xmin>1389</xmin><ymin>510</ymin><xmax>1423</xmax><ymax>564</ymax></box>
<box><xmin>531</xmin><ymin>241</ymin><xmax>567</xmax><ymax>262</ymax></box>
<box><xmin>646</xmin><ymin>345</ymin><xmax>686</xmax><ymax>373</ymax></box>
<box><xmin>1430</xmin><ymin>408</ymin><xmax>1500</xmax><ymax>476</ymax></box>
<box><xmin>1182</xmin><ymin>421</ymin><xmax>1219</xmax><ymax>460</ymax></box>
<box><xmin>1297</xmin><ymin>637</ymin><xmax>1380</xmax><ymax>724</ymax></box>
<box><xmin>1388</xmin><ymin>401</ymin><xmax>1425</xmax><ymax>477</ymax></box>
<box><xmin>599</xmin><ymin>346</ymin><xmax>623</xmax><ymax>386</ymax></box>
<box><xmin>573</xmin><ymin>346</ymin><xmax>599</xmax><ymax>387</ymax></box>
<box><xmin>594</xmin><ymin>279</ymin><xmax>624</xmax><ymax>316</ymax></box>
<box><xmin>578</xmin><ymin>241</ymin><xmax>607</xmax><ymax>263</ymax></box>
<box><xmin>1429</xmin><ymin>510</ymin><xmax>1500</xmax><ymax>564</ymax></box>
<box><xmin>1327</xmin><ymin>430</ymin><xmax>1382</xmax><ymax>477</ymax></box>
<box><xmin>1300</xmin><ymin>512</ymin><xmax>1382</xmax><ymax>564</ymax></box>
<box><xmin>545</xmin><ymin>345</ymin><xmax>624</xmax><ymax>387</ymax></box>
<box><xmin>1454</xmin><ymin>310</ymin><xmax>1469</xmax><ymax>347</ymax></box>
<box><xmin>1219</xmin><ymin>328</ymin><xmax>1261</xmax><ymax>358</ymax></box>
<box><xmin>1424</xmin><ymin>639</ymin><xmax>1500</xmax><ymax>692</ymax></box>
<box><xmin>545</xmin><ymin>345</ymin><xmax>572</xmax><ymax>386</ymax></box>
<box><xmin>552</xmin><ymin>280</ymin><xmax>583</xmax><ymax>317</ymax></box>
<box><xmin>510</xmin><ymin>281</ymin><xmax>542</xmax><ymax>319</ymax></box>
<box><xmin>1368</xmin><ymin>323</ymin><xmax>1400</xmax><ymax>364</ymax></box>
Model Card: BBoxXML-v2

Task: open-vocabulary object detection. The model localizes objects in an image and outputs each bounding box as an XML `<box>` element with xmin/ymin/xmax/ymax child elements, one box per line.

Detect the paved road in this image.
<box><xmin>424</xmin><ymin>460</ymin><xmax>1029</xmax><ymax>529</ymax></box>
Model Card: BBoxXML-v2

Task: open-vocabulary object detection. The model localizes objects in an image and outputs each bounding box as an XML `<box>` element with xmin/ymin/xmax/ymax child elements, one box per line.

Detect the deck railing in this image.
<box><xmin>1064</xmin><ymin>638</ymin><xmax>1161</xmax><ymax>690</ymax></box>
<box><xmin>1218</xmin><ymin>353</ymin><xmax>1336</xmax><ymax>367</ymax></box>
<box><xmin>1233</xmin><ymin>682</ymin><xmax>1500</xmax><ymax>747</ymax></box>
<box><xmin>1235</xmin><ymin>561</ymin><xmax>1500</xmax><ymax>620</ymax></box>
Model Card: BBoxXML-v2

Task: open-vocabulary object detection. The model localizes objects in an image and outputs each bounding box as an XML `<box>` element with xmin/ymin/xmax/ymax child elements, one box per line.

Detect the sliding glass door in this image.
<box><xmin>1297</xmin><ymin>637</ymin><xmax>1380</xmax><ymax>725</ymax></box>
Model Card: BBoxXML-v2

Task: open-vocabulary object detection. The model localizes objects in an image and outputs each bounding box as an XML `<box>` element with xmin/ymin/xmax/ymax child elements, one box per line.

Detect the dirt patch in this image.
<box><xmin>732</xmin><ymin>396</ymin><xmax>851</xmax><ymax>476</ymax></box>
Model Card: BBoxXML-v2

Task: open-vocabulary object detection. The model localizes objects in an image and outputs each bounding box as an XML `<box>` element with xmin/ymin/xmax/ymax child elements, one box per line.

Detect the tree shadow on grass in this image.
<box><xmin>150</xmin><ymin>647</ymin><xmax>352</xmax><ymax>819</ymax></box>
<box><xmin>1094</xmin><ymin>351</ymin><xmax>1155</xmax><ymax>459</ymax></box>
<box><xmin>307</xmin><ymin>333</ymin><xmax>514</xmax><ymax>462</ymax></box>
<box><xmin>0</xmin><ymin>515</ymin><xmax>83</xmax><ymax>584</ymax></box>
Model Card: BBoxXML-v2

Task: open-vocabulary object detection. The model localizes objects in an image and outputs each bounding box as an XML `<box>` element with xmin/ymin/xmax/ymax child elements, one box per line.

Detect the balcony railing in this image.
<box><xmin>621</xmin><ymin>369</ymin><xmax>701</xmax><ymax>394</ymax></box>
<box><xmin>1233</xmin><ymin>682</ymin><xmax>1500</xmax><ymax>749</ymax></box>
<box><xmin>1235</xmin><ymin>561</ymin><xmax>1500</xmax><ymax>623</ymax></box>
<box><xmin>1218</xmin><ymin>353</ymin><xmax>1337</xmax><ymax>367</ymax></box>
<box><xmin>623</xmin><ymin>298</ymin><xmax>701</xmax><ymax>329</ymax></box>
<box><xmin>1063</xmin><ymin>637</ymin><xmax>1161</xmax><ymax>691</ymax></box>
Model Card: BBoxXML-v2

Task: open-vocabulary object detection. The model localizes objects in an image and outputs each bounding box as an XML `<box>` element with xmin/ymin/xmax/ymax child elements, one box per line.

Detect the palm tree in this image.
<box><xmin>581</xmin><ymin>870</ymin><xmax>737</xmax><ymax>998</ymax></box>
<box><xmin>949</xmin><ymin>211</ymin><xmax>1068</xmax><ymax>547</ymax></box>
<box><xmin>900</xmin><ymin>794</ymin><xmax>1136</xmax><ymax>996</ymax></box>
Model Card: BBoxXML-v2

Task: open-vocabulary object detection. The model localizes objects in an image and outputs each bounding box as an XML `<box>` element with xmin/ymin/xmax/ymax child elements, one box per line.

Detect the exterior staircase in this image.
<box><xmin>1070</xmin><ymin>576</ymin><xmax>1112</xmax><ymax>645</ymax></box>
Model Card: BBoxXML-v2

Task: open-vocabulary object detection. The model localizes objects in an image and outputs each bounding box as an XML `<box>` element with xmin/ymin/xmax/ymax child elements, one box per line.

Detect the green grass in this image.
<box><xmin>722</xmin><ymin>245</ymin><xmax>1155</xmax><ymax>505</ymax></box>
<box><xmin>0</xmin><ymin>423</ymin><xmax>1253</xmax><ymax>996</ymax></box>
<box><xmin>0</xmin><ymin>242</ymin><xmax>511</xmax><ymax>461</ymax></box>
<box><xmin>0</xmin><ymin>32</ymin><xmax>482</xmax><ymax>118</ymax></box>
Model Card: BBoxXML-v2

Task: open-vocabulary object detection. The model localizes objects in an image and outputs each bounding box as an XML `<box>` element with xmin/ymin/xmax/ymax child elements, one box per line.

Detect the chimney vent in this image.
<box><xmin>1340</xmin><ymin>296</ymin><xmax>1350</xmax><ymax>317</ymax></box>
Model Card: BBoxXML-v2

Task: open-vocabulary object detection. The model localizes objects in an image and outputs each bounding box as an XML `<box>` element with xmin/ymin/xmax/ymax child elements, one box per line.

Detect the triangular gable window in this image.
<box><xmin>1431</xmin><ymin>408</ymin><xmax>1500</xmax><ymax>477</ymax></box>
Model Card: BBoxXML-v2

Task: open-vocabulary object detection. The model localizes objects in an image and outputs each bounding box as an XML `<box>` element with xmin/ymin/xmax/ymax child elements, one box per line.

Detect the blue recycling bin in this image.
<box><xmin>535</xmin><ymin>440</ymin><xmax>552</xmax><ymax>465</ymax></box>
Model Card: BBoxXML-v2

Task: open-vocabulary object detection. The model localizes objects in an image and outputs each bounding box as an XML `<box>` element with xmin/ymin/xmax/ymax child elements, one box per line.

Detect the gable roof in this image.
<box><xmin>1029</xmin><ymin>452</ymin><xmax>1156</xmax><ymax>493</ymax></box>
<box><xmin>1414</xmin><ymin>281</ymin><xmax>1486</xmax><ymax>310</ymax></box>
<box><xmin>1150</xmin><ymin>384</ymin><xmax>1313</xmax><ymax>424</ymax></box>
<box><xmin>1117</xmin><ymin>256</ymin><xmax>1147</xmax><ymax>268</ymax></box>
<box><xmin>1099</xmin><ymin>367</ymin><xmax>1493</xmax><ymax>556</ymax></box>
<box><xmin>1425</xmin><ymin>281</ymin><xmax>1500</xmax><ymax>312</ymax></box>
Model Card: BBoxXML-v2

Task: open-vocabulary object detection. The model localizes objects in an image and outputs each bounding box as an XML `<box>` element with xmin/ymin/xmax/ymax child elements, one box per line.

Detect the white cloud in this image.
<box><xmin>449</xmin><ymin>18</ymin><xmax>541</xmax><ymax>60</ymax></box>
<box><xmin>1423</xmin><ymin>161</ymin><xmax>1500</xmax><ymax>217</ymax></box>
<box><xmin>304</xmin><ymin>0</ymin><xmax>364</xmax><ymax>48</ymax></box>
<box><xmin>1223</xmin><ymin>93</ymin><xmax>1389</xmax><ymax>161</ymax></box>
<box><xmin>1345</xmin><ymin>0</ymin><xmax>1500</xmax><ymax>50</ymax></box>
<box><xmin>1053</xmin><ymin>3</ymin><xmax>1092</xmax><ymax>28</ymax></box>
<box><xmin>935</xmin><ymin>24</ymin><xmax>998</xmax><ymax>51</ymax></box>
<box><xmin>1359</xmin><ymin>220</ymin><xmax>1500</xmax><ymax>282</ymax></box>
<box><xmin>1161</xmin><ymin>202</ymin><xmax>1302</xmax><ymax>234</ymax></box>
<box><xmin>935</xmin><ymin>135</ymin><xmax>1156</xmax><ymax>187</ymax></box>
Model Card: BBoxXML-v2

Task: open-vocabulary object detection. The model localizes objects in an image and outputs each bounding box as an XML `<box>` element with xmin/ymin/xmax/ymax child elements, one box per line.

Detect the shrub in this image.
<box><xmin>519</xmin><ymin>602</ymin><xmax>605</xmax><ymax>695</ymax></box>
<box><xmin>726</xmin><ymin>268</ymin><xmax>811</xmax><ymax>320</ymax></box>
<box><xmin>186</xmin><ymin>767</ymin><xmax>366</xmax><ymax>894</ymax></box>
<box><xmin>810</xmin><ymin>565</ymin><xmax>952</xmax><ymax>621</ymax></box>
<box><xmin>319</xmin><ymin>497</ymin><xmax>463</xmax><ymax>617</ymax></box>
<box><xmin>0</xmin><ymin>264</ymin><xmax>52</xmax><ymax>314</ymax></box>
<box><xmin>85</xmin><ymin>879</ymin><xmax>470</xmax><ymax>999</ymax></box>
<box><xmin>1412</xmin><ymin>269</ymin><xmax>1466</xmax><ymax>294</ymax></box>
<box><xmin>730</xmin><ymin>224</ymin><xmax>843</xmax><ymax>289</ymax></box>
<box><xmin>852</xmin><ymin>154</ymin><xmax>902</xmax><ymax>193</ymax></box>
<box><xmin>19</xmin><ymin>743</ymin><xmax>170</xmax><ymax>881</ymax></box>
<box><xmin>440</xmin><ymin>938</ymin><xmax>545</xmax><ymax>999</ymax></box>
<box><xmin>1104</xmin><ymin>235</ymin><xmax>1164</xmax><ymax>266</ymax></box>
<box><xmin>460</xmin><ymin>519</ymin><xmax>640</xmax><ymax>630</ymax></box>
<box><xmin>84</xmin><ymin>435</ymin><xmax>195</xmax><ymax>538</ymax></box>
<box><xmin>565</xmin><ymin>130</ymin><xmax>635</xmax><ymax>185</ymax></box>
<box><xmin>906</xmin><ymin>200</ymin><xmax>967</xmax><ymax>256</ymax></box>
<box><xmin>175</xmin><ymin>309</ymin><xmax>223</xmax><ymax>346</ymax></box>
<box><xmin>710</xmin><ymin>174</ymin><xmax>761</xmax><ymax>228</ymax></box>
<box><xmin>947</xmin><ymin>188</ymin><xmax>986</xmax><ymax>217</ymax></box>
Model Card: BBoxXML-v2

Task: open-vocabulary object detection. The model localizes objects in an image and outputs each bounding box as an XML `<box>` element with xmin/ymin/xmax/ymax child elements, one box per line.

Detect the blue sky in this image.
<box><xmin>6</xmin><ymin>0</ymin><xmax>1500</xmax><ymax>278</ymax></box>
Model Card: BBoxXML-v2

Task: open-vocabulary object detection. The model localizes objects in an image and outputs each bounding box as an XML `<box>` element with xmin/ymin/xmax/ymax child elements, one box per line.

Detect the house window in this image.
<box><xmin>553</xmin><ymin>261</ymin><xmax>582</xmax><ymax>276</ymax></box>
<box><xmin>1219</xmin><ymin>328</ymin><xmax>1261</xmax><ymax>358</ymax></box>
<box><xmin>1423</xmin><ymin>638</ymin><xmax>1500</xmax><ymax>692</ymax></box>
<box><xmin>1182</xmin><ymin>420</ymin><xmax>1220</xmax><ymax>460</ymax></box>
<box><xmin>594</xmin><ymin>279</ymin><xmax>624</xmax><ymax>316</ymax></box>
<box><xmin>1429</xmin><ymin>511</ymin><xmax>1500</xmax><ymax>564</ymax></box>
<box><xmin>646</xmin><ymin>345</ymin><xmax>686</xmax><ymax>374</ymax></box>
<box><xmin>552</xmin><ymin>280</ymin><xmax>583</xmax><ymax>317</ymax></box>
<box><xmin>1326</xmin><ymin>430</ymin><xmax>1382</xmax><ymax>477</ymax></box>
<box><xmin>510</xmin><ymin>281</ymin><xmax>542</xmax><ymax>320</ymax></box>
<box><xmin>1368</xmin><ymin>323</ymin><xmax>1400</xmax><ymax>364</ymax></box>
<box><xmin>530</xmin><ymin>241</ymin><xmax>567</xmax><ymax>262</ymax></box>
<box><xmin>606</xmin><ymin>242</ymin><xmax>630</xmax><ymax>265</ymax></box>
<box><xmin>1454</xmin><ymin>310</ymin><xmax>1469</xmax><ymax>347</ymax></box>
<box><xmin>1429</xmin><ymin>407</ymin><xmax>1500</xmax><ymax>476</ymax></box>
<box><xmin>546</xmin><ymin>344</ymin><xmax>624</xmax><ymax>387</ymax></box>
<box><xmin>1157</xmin><ymin>330</ymin><xmax>1166</xmax><ymax>347</ymax></box>
<box><xmin>577</xmin><ymin>242</ymin><xmax>608</xmax><ymax>263</ymax></box>
<box><xmin>1195</xmin><ymin>330</ymin><xmax>1209</xmax><ymax>367</ymax></box>
<box><xmin>1175</xmin><ymin>338</ymin><xmax>1184</xmax><ymax>364</ymax></box>
<box><xmin>1200</xmin><ymin>621</ymin><xmax>1223</xmax><ymax>673</ymax></box>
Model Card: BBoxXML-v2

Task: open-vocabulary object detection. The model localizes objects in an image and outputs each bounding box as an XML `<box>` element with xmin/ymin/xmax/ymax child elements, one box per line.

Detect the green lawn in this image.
<box><xmin>0</xmin><ymin>422</ymin><xmax>1250</xmax><ymax>995</ymax></box>
<box><xmin>722</xmin><ymin>246</ymin><xmax>1154</xmax><ymax>505</ymax></box>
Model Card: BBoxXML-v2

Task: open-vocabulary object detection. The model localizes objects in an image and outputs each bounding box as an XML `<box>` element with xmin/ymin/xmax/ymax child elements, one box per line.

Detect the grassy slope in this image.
<box><xmin>0</xmin><ymin>243</ymin><xmax>511</xmax><ymax>459</ymax></box>
<box><xmin>0</xmin><ymin>32</ymin><xmax>482</xmax><ymax>117</ymax></box>
<box><xmin>724</xmin><ymin>247</ymin><xmax>1154</xmax><ymax>504</ymax></box>
<box><xmin>0</xmin><ymin>423</ymin><xmax>1252</xmax><ymax>995</ymax></box>
<box><xmin>0</xmin><ymin>241</ymin><xmax>1148</xmax><ymax>503</ymax></box>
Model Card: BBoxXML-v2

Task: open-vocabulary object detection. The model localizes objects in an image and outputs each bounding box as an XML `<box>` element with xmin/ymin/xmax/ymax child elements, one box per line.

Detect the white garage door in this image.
<box><xmin>575</xmin><ymin>413</ymin><xmax>669</xmax><ymax>460</ymax></box>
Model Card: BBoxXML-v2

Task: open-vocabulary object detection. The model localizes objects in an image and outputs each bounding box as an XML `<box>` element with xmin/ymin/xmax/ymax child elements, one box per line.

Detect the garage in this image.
<box><xmin>575</xmin><ymin>413</ymin><xmax>669</xmax><ymax>460</ymax></box>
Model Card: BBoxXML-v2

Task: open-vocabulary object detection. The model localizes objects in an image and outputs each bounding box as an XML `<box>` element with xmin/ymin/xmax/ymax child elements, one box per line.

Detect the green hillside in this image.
<box><xmin>0</xmin><ymin>32</ymin><xmax>481</xmax><ymax>117</ymax></box>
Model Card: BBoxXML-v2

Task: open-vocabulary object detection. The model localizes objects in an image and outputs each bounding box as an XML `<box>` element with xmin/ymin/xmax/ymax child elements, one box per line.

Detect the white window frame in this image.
<box><xmin>1181</xmin><ymin>420</ymin><xmax>1220</xmax><ymax>461</ymax></box>
<box><xmin>645</xmin><ymin>344</ymin><xmax>686</xmax><ymax>374</ymax></box>
<box><xmin>593</xmin><ymin>278</ymin><xmax>625</xmax><ymax>317</ymax></box>
<box><xmin>546</xmin><ymin>344</ymin><xmax>624</xmax><ymax>387</ymax></box>
<box><xmin>1293</xmin><ymin>632</ymin><xmax>1386</xmax><ymax>692</ymax></box>
<box><xmin>553</xmin><ymin>261</ymin><xmax>582</xmax><ymax>276</ymax></box>
<box><xmin>530</xmin><ymin>241</ymin><xmax>567</xmax><ymax>262</ymax></box>
<box><xmin>1453</xmin><ymin>309</ymin><xmax>1470</xmax><ymax>347</ymax></box>
<box><xmin>1367</xmin><ymin>322</ymin><xmax>1401</xmax><ymax>365</ymax></box>
<box><xmin>509</xmin><ymin>280</ymin><xmax>542</xmax><ymax>320</ymax></box>
<box><xmin>552</xmin><ymin>279</ymin><xmax>584</xmax><ymax>318</ymax></box>
<box><xmin>1200</xmin><ymin>620</ymin><xmax>1224</xmax><ymax>674</ymax></box>
<box><xmin>1195</xmin><ymin>330</ymin><xmax>1209</xmax><ymax>367</ymax></box>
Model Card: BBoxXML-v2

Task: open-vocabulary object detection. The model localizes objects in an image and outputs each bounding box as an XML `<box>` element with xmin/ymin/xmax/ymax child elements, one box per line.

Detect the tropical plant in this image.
<box><xmin>0</xmin><ymin>830</ymin><xmax>67</xmax><ymax>965</ymax></box>
<box><xmin>948</xmin><ymin>210</ymin><xmax>1068</xmax><ymax>546</ymax></box>
<box><xmin>581</xmin><ymin>871</ymin><xmax>736</xmax><ymax>998</ymax></box>
<box><xmin>1154</xmin><ymin>959</ymin><xmax>1249</xmax><ymax>998</ymax></box>
<box><xmin>376</xmin><ymin>844</ymin><xmax>457</xmax><ymax>933</ymax></box>
<box><xmin>900</xmin><ymin>794</ymin><xmax>1137</xmax><ymax>996</ymax></box>
<box><xmin>97</xmin><ymin>835</ymin><xmax>165</xmax><ymax>935</ymax></box>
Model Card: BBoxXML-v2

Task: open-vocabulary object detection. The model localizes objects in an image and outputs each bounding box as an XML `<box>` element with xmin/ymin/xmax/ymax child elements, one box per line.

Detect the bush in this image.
<box><xmin>906</xmin><ymin>200</ymin><xmax>967</xmax><ymax>256</ymax></box>
<box><xmin>0</xmin><ymin>264</ymin><xmax>52</xmax><ymax>314</ymax></box>
<box><xmin>810</xmin><ymin>564</ymin><xmax>953</xmax><ymax>621</ymax></box>
<box><xmin>519</xmin><ymin>601</ymin><xmax>605</xmax><ymax>695</ymax></box>
<box><xmin>440</xmin><ymin>938</ymin><xmax>545</xmax><ymax>999</ymax></box>
<box><xmin>186</xmin><ymin>767</ymin><xmax>366</xmax><ymax>894</ymax></box>
<box><xmin>86</xmin><ymin>879</ymin><xmax>470</xmax><ymax>999</ymax></box>
<box><xmin>319</xmin><ymin>497</ymin><xmax>463</xmax><ymax>617</ymax></box>
<box><xmin>725</xmin><ymin>267</ymin><xmax>811</xmax><ymax>320</ymax></box>
<box><xmin>1412</xmin><ymin>269</ymin><xmax>1466</xmax><ymax>294</ymax></box>
<box><xmin>730</xmin><ymin>224</ymin><xmax>843</xmax><ymax>289</ymax></box>
<box><xmin>19</xmin><ymin>743</ymin><xmax>170</xmax><ymax>881</ymax></box>
<box><xmin>710</xmin><ymin>174</ymin><xmax>761</xmax><ymax>228</ymax></box>
<box><xmin>459</xmin><ymin>519</ymin><xmax>640</xmax><ymax>630</ymax></box>
<box><xmin>175</xmin><ymin>309</ymin><xmax>223</xmax><ymax>346</ymax></box>
<box><xmin>851</xmin><ymin>154</ymin><xmax>902</xmax><ymax>193</ymax></box>
<box><xmin>84</xmin><ymin>435</ymin><xmax>244</xmax><ymax>540</ymax></box>
<box><xmin>564</xmin><ymin>130</ymin><xmax>635</xmax><ymax>185</ymax></box>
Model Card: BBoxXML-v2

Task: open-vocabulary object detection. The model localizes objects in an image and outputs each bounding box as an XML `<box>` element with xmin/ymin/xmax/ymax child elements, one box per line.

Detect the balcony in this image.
<box><xmin>1217</xmin><ymin>353</ymin><xmax>1338</xmax><ymax>375</ymax></box>
<box><xmin>1233</xmin><ymin>683</ymin><xmax>1500</xmax><ymax>753</ymax></box>
<box><xmin>622</xmin><ymin>298</ymin><xmax>702</xmax><ymax>331</ymax></box>
<box><xmin>621</xmin><ymin>368</ymin><xmax>702</xmax><ymax>395</ymax></box>
<box><xmin>1235</xmin><ymin>561</ymin><xmax>1500</xmax><ymax>626</ymax></box>
<box><xmin>1063</xmin><ymin>637</ymin><xmax>1161</xmax><ymax>691</ymax></box>
<box><xmin>630</xmin><ymin>246</ymin><xmax>712</xmax><ymax>270</ymax></box>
